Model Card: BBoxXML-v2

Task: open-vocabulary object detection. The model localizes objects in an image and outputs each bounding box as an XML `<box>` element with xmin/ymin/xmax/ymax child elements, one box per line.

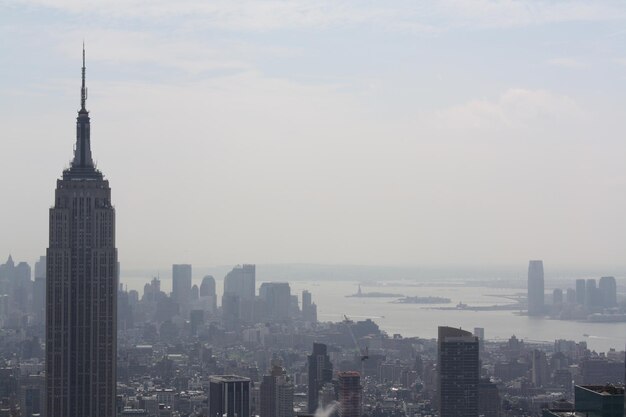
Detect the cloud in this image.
<box><xmin>430</xmin><ymin>88</ymin><xmax>584</xmax><ymax>131</ymax></box>
<box><xmin>547</xmin><ymin>57</ymin><xmax>587</xmax><ymax>69</ymax></box>
<box><xmin>4</xmin><ymin>0</ymin><xmax>626</xmax><ymax>33</ymax></box>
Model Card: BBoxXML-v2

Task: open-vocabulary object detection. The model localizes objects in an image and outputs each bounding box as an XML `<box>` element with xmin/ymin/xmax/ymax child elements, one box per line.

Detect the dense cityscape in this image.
<box><xmin>1</xmin><ymin>252</ymin><xmax>626</xmax><ymax>417</ymax></box>
<box><xmin>2</xmin><ymin>11</ymin><xmax>626</xmax><ymax>417</ymax></box>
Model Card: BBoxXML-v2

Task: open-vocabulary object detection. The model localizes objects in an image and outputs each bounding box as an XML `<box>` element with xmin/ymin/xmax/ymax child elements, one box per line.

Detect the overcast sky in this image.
<box><xmin>1</xmin><ymin>0</ymin><xmax>626</xmax><ymax>271</ymax></box>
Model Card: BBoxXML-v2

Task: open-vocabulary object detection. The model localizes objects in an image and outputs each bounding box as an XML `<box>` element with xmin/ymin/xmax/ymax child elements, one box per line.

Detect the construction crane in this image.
<box><xmin>343</xmin><ymin>315</ymin><xmax>369</xmax><ymax>378</ymax></box>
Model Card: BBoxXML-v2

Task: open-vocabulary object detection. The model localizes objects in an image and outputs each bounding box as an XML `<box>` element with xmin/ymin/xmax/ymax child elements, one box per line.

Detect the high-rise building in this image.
<box><xmin>198</xmin><ymin>275</ymin><xmax>217</xmax><ymax>314</ymax></box>
<box><xmin>585</xmin><ymin>279</ymin><xmax>598</xmax><ymax>308</ymax></box>
<box><xmin>33</xmin><ymin>256</ymin><xmax>47</xmax><ymax>324</ymax></box>
<box><xmin>34</xmin><ymin>256</ymin><xmax>46</xmax><ymax>280</ymax></box>
<box><xmin>260</xmin><ymin>365</ymin><xmax>294</xmax><ymax>417</ymax></box>
<box><xmin>553</xmin><ymin>288</ymin><xmax>563</xmax><ymax>305</ymax></box>
<box><xmin>172</xmin><ymin>264</ymin><xmax>192</xmax><ymax>309</ymax></box>
<box><xmin>222</xmin><ymin>264</ymin><xmax>256</xmax><ymax>324</ymax></box>
<box><xmin>527</xmin><ymin>260</ymin><xmax>544</xmax><ymax>316</ymax></box>
<box><xmin>208</xmin><ymin>375</ymin><xmax>251</xmax><ymax>417</ymax></box>
<box><xmin>302</xmin><ymin>290</ymin><xmax>317</xmax><ymax>322</ymax></box>
<box><xmin>307</xmin><ymin>343</ymin><xmax>333</xmax><ymax>413</ymax></box>
<box><xmin>259</xmin><ymin>282</ymin><xmax>291</xmax><ymax>321</ymax></box>
<box><xmin>200</xmin><ymin>275</ymin><xmax>216</xmax><ymax>297</ymax></box>
<box><xmin>474</xmin><ymin>327</ymin><xmax>485</xmax><ymax>354</ymax></box>
<box><xmin>599</xmin><ymin>276</ymin><xmax>617</xmax><ymax>308</ymax></box>
<box><xmin>338</xmin><ymin>371</ymin><xmax>361</xmax><ymax>417</ymax></box>
<box><xmin>574</xmin><ymin>385</ymin><xmax>624</xmax><ymax>417</ymax></box>
<box><xmin>566</xmin><ymin>288</ymin><xmax>576</xmax><ymax>304</ymax></box>
<box><xmin>576</xmin><ymin>279</ymin><xmax>586</xmax><ymax>305</ymax></box>
<box><xmin>477</xmin><ymin>379</ymin><xmax>501</xmax><ymax>417</ymax></box>
<box><xmin>46</xmin><ymin>48</ymin><xmax>117</xmax><ymax>417</ymax></box>
<box><xmin>531</xmin><ymin>349</ymin><xmax>549</xmax><ymax>387</ymax></box>
<box><xmin>437</xmin><ymin>326</ymin><xmax>479</xmax><ymax>417</ymax></box>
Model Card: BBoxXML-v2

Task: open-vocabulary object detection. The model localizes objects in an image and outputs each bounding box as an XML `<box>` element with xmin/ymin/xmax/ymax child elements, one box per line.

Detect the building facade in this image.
<box><xmin>437</xmin><ymin>326</ymin><xmax>479</xmax><ymax>417</ymax></box>
<box><xmin>338</xmin><ymin>371</ymin><xmax>362</xmax><ymax>417</ymax></box>
<box><xmin>208</xmin><ymin>375</ymin><xmax>251</xmax><ymax>417</ymax></box>
<box><xmin>527</xmin><ymin>260</ymin><xmax>545</xmax><ymax>316</ymax></box>
<box><xmin>172</xmin><ymin>264</ymin><xmax>192</xmax><ymax>309</ymax></box>
<box><xmin>307</xmin><ymin>343</ymin><xmax>333</xmax><ymax>413</ymax></box>
<box><xmin>46</xmin><ymin>48</ymin><xmax>118</xmax><ymax>417</ymax></box>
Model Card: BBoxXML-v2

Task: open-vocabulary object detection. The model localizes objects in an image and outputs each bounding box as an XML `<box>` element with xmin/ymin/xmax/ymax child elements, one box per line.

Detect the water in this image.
<box><xmin>121</xmin><ymin>275</ymin><xmax>626</xmax><ymax>353</ymax></box>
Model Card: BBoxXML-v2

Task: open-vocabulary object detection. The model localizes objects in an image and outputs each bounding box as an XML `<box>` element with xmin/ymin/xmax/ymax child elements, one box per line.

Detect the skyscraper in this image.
<box><xmin>338</xmin><ymin>371</ymin><xmax>362</xmax><ymax>417</ymax></box>
<box><xmin>222</xmin><ymin>264</ymin><xmax>255</xmax><ymax>324</ymax></box>
<box><xmin>576</xmin><ymin>279</ymin><xmax>586</xmax><ymax>305</ymax></box>
<box><xmin>259</xmin><ymin>282</ymin><xmax>291</xmax><ymax>321</ymax></box>
<box><xmin>172</xmin><ymin>264</ymin><xmax>192</xmax><ymax>308</ymax></box>
<box><xmin>599</xmin><ymin>276</ymin><xmax>617</xmax><ymax>308</ymax></box>
<box><xmin>527</xmin><ymin>260</ymin><xmax>545</xmax><ymax>316</ymax></box>
<box><xmin>208</xmin><ymin>375</ymin><xmax>251</xmax><ymax>417</ymax></box>
<box><xmin>200</xmin><ymin>275</ymin><xmax>216</xmax><ymax>297</ymax></box>
<box><xmin>307</xmin><ymin>343</ymin><xmax>333</xmax><ymax>413</ymax></box>
<box><xmin>260</xmin><ymin>364</ymin><xmax>294</xmax><ymax>417</ymax></box>
<box><xmin>301</xmin><ymin>290</ymin><xmax>317</xmax><ymax>322</ymax></box>
<box><xmin>199</xmin><ymin>275</ymin><xmax>217</xmax><ymax>313</ymax></box>
<box><xmin>437</xmin><ymin>326</ymin><xmax>479</xmax><ymax>417</ymax></box>
<box><xmin>585</xmin><ymin>279</ymin><xmax>597</xmax><ymax>308</ymax></box>
<box><xmin>46</xmin><ymin>48</ymin><xmax>117</xmax><ymax>417</ymax></box>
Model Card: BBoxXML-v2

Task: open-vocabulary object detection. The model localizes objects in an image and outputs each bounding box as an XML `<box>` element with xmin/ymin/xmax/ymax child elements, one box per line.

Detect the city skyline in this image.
<box><xmin>2</xmin><ymin>4</ymin><xmax>626</xmax><ymax>417</ymax></box>
<box><xmin>2</xmin><ymin>1</ymin><xmax>626</xmax><ymax>268</ymax></box>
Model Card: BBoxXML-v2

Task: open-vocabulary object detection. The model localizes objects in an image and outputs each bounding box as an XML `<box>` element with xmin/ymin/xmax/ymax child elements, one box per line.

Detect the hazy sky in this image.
<box><xmin>1</xmin><ymin>1</ymin><xmax>626</xmax><ymax>270</ymax></box>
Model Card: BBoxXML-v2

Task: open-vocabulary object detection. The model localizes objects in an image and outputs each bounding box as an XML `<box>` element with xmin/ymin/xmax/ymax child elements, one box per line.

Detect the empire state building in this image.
<box><xmin>46</xmin><ymin>48</ymin><xmax>117</xmax><ymax>417</ymax></box>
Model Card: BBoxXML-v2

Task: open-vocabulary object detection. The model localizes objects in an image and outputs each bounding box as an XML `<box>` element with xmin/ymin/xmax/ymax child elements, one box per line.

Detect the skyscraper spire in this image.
<box><xmin>68</xmin><ymin>43</ymin><xmax>97</xmax><ymax>175</ymax></box>
<box><xmin>81</xmin><ymin>42</ymin><xmax>87</xmax><ymax>112</ymax></box>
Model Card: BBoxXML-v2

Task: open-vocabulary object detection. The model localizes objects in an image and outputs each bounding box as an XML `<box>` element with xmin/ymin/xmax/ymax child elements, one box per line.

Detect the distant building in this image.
<box><xmin>437</xmin><ymin>326</ymin><xmax>479</xmax><ymax>417</ymax></box>
<box><xmin>190</xmin><ymin>310</ymin><xmax>204</xmax><ymax>336</ymax></box>
<box><xmin>599</xmin><ymin>276</ymin><xmax>617</xmax><ymax>308</ymax></box>
<box><xmin>575</xmin><ymin>385</ymin><xmax>623</xmax><ymax>417</ymax></box>
<box><xmin>575</xmin><ymin>279</ymin><xmax>586</xmax><ymax>305</ymax></box>
<box><xmin>32</xmin><ymin>257</ymin><xmax>46</xmax><ymax>324</ymax></box>
<box><xmin>338</xmin><ymin>371</ymin><xmax>361</xmax><ymax>417</ymax></box>
<box><xmin>200</xmin><ymin>275</ymin><xmax>216</xmax><ymax>297</ymax></box>
<box><xmin>478</xmin><ymin>379</ymin><xmax>501</xmax><ymax>417</ymax></box>
<box><xmin>531</xmin><ymin>350</ymin><xmax>549</xmax><ymax>387</ymax></box>
<box><xmin>191</xmin><ymin>284</ymin><xmax>199</xmax><ymax>300</ymax></box>
<box><xmin>474</xmin><ymin>327</ymin><xmax>485</xmax><ymax>354</ymax></box>
<box><xmin>259</xmin><ymin>282</ymin><xmax>291</xmax><ymax>321</ymax></box>
<box><xmin>545</xmin><ymin>385</ymin><xmax>624</xmax><ymax>417</ymax></box>
<box><xmin>585</xmin><ymin>279</ymin><xmax>598</xmax><ymax>308</ymax></box>
<box><xmin>34</xmin><ymin>256</ymin><xmax>46</xmax><ymax>280</ymax></box>
<box><xmin>552</xmin><ymin>288</ymin><xmax>563</xmax><ymax>305</ymax></box>
<box><xmin>208</xmin><ymin>375</ymin><xmax>251</xmax><ymax>417</ymax></box>
<box><xmin>527</xmin><ymin>260</ymin><xmax>545</xmax><ymax>316</ymax></box>
<box><xmin>565</xmin><ymin>288</ymin><xmax>576</xmax><ymax>304</ymax></box>
<box><xmin>222</xmin><ymin>264</ymin><xmax>256</xmax><ymax>324</ymax></box>
<box><xmin>307</xmin><ymin>343</ymin><xmax>333</xmax><ymax>413</ymax></box>
<box><xmin>172</xmin><ymin>264</ymin><xmax>192</xmax><ymax>309</ymax></box>
<box><xmin>302</xmin><ymin>290</ymin><xmax>317</xmax><ymax>322</ymax></box>
<box><xmin>197</xmin><ymin>275</ymin><xmax>217</xmax><ymax>313</ymax></box>
<box><xmin>581</xmin><ymin>359</ymin><xmax>624</xmax><ymax>385</ymax></box>
<box><xmin>19</xmin><ymin>374</ymin><xmax>44</xmax><ymax>417</ymax></box>
<box><xmin>260</xmin><ymin>365</ymin><xmax>294</xmax><ymax>417</ymax></box>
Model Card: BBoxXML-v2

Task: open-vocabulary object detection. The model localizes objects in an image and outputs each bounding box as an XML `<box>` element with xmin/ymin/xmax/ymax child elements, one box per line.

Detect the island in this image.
<box><xmin>393</xmin><ymin>296</ymin><xmax>451</xmax><ymax>304</ymax></box>
<box><xmin>346</xmin><ymin>284</ymin><xmax>403</xmax><ymax>298</ymax></box>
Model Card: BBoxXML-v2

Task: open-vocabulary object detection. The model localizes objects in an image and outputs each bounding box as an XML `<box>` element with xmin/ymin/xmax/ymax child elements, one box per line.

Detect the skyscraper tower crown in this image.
<box><xmin>65</xmin><ymin>44</ymin><xmax>100</xmax><ymax>179</ymax></box>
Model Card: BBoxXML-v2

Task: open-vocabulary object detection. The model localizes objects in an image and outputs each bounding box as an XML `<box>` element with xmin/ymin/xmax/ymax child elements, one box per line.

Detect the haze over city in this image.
<box><xmin>2</xmin><ymin>1</ymin><xmax>626</xmax><ymax>270</ymax></box>
<box><xmin>4</xmin><ymin>3</ymin><xmax>626</xmax><ymax>417</ymax></box>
